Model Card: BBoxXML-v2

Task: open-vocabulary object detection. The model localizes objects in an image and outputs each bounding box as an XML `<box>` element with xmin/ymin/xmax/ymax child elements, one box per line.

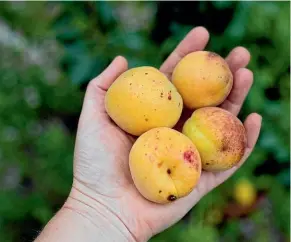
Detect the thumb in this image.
<box><xmin>80</xmin><ymin>56</ymin><xmax>128</xmax><ymax>120</ymax></box>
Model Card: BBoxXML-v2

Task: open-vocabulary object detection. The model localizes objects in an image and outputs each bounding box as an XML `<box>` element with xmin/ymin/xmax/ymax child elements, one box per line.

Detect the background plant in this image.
<box><xmin>0</xmin><ymin>2</ymin><xmax>289</xmax><ymax>242</ymax></box>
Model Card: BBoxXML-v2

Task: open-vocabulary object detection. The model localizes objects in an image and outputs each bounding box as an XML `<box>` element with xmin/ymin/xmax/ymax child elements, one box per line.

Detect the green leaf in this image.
<box><xmin>32</xmin><ymin>206</ymin><xmax>53</xmax><ymax>224</ymax></box>
<box><xmin>212</xmin><ymin>1</ymin><xmax>233</xmax><ymax>10</ymax></box>
<box><xmin>0</xmin><ymin>192</ymin><xmax>28</xmax><ymax>220</ymax></box>
<box><xmin>183</xmin><ymin>225</ymin><xmax>219</xmax><ymax>242</ymax></box>
<box><xmin>221</xmin><ymin>220</ymin><xmax>240</xmax><ymax>241</ymax></box>
<box><xmin>95</xmin><ymin>1</ymin><xmax>116</xmax><ymax>28</ymax></box>
<box><xmin>69</xmin><ymin>54</ymin><xmax>94</xmax><ymax>84</ymax></box>
<box><xmin>277</xmin><ymin>169</ymin><xmax>290</xmax><ymax>186</ymax></box>
<box><xmin>150</xmin><ymin>222</ymin><xmax>184</xmax><ymax>242</ymax></box>
<box><xmin>225</xmin><ymin>2</ymin><xmax>252</xmax><ymax>41</ymax></box>
<box><xmin>64</xmin><ymin>41</ymin><xmax>88</xmax><ymax>59</ymax></box>
<box><xmin>56</xmin><ymin>28</ymin><xmax>80</xmax><ymax>41</ymax></box>
<box><xmin>107</xmin><ymin>30</ymin><xmax>146</xmax><ymax>51</ymax></box>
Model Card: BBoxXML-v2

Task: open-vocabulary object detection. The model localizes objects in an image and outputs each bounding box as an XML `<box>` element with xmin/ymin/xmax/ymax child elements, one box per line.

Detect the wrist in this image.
<box><xmin>64</xmin><ymin>184</ymin><xmax>139</xmax><ymax>242</ymax></box>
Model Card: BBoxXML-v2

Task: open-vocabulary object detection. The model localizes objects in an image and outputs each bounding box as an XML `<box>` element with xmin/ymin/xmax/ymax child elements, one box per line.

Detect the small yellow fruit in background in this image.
<box><xmin>172</xmin><ymin>51</ymin><xmax>233</xmax><ymax>109</ymax></box>
<box><xmin>105</xmin><ymin>66</ymin><xmax>183</xmax><ymax>136</ymax></box>
<box><xmin>182</xmin><ymin>107</ymin><xmax>247</xmax><ymax>171</ymax></box>
<box><xmin>129</xmin><ymin>127</ymin><xmax>201</xmax><ymax>204</ymax></box>
<box><xmin>205</xmin><ymin>207</ymin><xmax>224</xmax><ymax>225</ymax></box>
<box><xmin>234</xmin><ymin>178</ymin><xmax>257</xmax><ymax>207</ymax></box>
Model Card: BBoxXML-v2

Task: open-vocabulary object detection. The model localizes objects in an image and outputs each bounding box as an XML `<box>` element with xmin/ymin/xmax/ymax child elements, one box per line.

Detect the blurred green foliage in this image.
<box><xmin>0</xmin><ymin>1</ymin><xmax>289</xmax><ymax>242</ymax></box>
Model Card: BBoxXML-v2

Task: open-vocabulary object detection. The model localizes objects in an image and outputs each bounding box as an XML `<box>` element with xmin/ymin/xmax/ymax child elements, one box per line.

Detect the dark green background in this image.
<box><xmin>0</xmin><ymin>2</ymin><xmax>290</xmax><ymax>242</ymax></box>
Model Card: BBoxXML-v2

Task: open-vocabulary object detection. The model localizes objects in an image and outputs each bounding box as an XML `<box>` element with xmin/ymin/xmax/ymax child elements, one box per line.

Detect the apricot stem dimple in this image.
<box><xmin>221</xmin><ymin>144</ymin><xmax>228</xmax><ymax>151</ymax></box>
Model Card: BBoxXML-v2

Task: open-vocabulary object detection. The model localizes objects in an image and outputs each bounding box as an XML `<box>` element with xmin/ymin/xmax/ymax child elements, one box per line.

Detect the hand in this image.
<box><xmin>65</xmin><ymin>27</ymin><xmax>262</xmax><ymax>241</ymax></box>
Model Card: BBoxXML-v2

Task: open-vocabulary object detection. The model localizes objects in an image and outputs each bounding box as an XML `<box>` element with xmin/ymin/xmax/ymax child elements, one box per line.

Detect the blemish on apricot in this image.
<box><xmin>194</xmin><ymin>162</ymin><xmax>199</xmax><ymax>171</ymax></box>
<box><xmin>224</xmin><ymin>75</ymin><xmax>230</xmax><ymax>84</ymax></box>
<box><xmin>207</xmin><ymin>52</ymin><xmax>219</xmax><ymax>59</ymax></box>
<box><xmin>149</xmin><ymin>156</ymin><xmax>155</xmax><ymax>162</ymax></box>
<box><xmin>159</xmin><ymin>190</ymin><xmax>162</xmax><ymax>193</ymax></box>
<box><xmin>167</xmin><ymin>169</ymin><xmax>171</xmax><ymax>174</ymax></box>
<box><xmin>158</xmin><ymin>162</ymin><xmax>163</xmax><ymax>168</ymax></box>
<box><xmin>221</xmin><ymin>138</ymin><xmax>229</xmax><ymax>151</ymax></box>
<box><xmin>167</xmin><ymin>195</ymin><xmax>177</xmax><ymax>201</ymax></box>
<box><xmin>183</xmin><ymin>150</ymin><xmax>195</xmax><ymax>163</ymax></box>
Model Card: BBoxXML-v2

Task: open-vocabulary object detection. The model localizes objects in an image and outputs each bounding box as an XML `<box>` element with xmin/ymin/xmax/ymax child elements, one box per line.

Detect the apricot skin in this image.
<box><xmin>234</xmin><ymin>178</ymin><xmax>256</xmax><ymax>207</ymax></box>
<box><xmin>105</xmin><ymin>67</ymin><xmax>183</xmax><ymax>136</ymax></box>
<box><xmin>172</xmin><ymin>51</ymin><xmax>233</xmax><ymax>109</ymax></box>
<box><xmin>129</xmin><ymin>127</ymin><xmax>201</xmax><ymax>204</ymax></box>
<box><xmin>182</xmin><ymin>107</ymin><xmax>247</xmax><ymax>172</ymax></box>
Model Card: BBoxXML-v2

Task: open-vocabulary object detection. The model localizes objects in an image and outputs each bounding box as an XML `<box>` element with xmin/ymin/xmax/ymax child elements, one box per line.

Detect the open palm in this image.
<box><xmin>69</xmin><ymin>27</ymin><xmax>262</xmax><ymax>241</ymax></box>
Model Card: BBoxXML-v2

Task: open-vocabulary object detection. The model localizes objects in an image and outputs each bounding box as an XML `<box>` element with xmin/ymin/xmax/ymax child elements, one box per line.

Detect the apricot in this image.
<box><xmin>172</xmin><ymin>51</ymin><xmax>233</xmax><ymax>109</ymax></box>
<box><xmin>182</xmin><ymin>107</ymin><xmax>247</xmax><ymax>171</ymax></box>
<box><xmin>129</xmin><ymin>127</ymin><xmax>201</xmax><ymax>204</ymax></box>
<box><xmin>105</xmin><ymin>66</ymin><xmax>183</xmax><ymax>136</ymax></box>
<box><xmin>233</xmin><ymin>178</ymin><xmax>256</xmax><ymax>207</ymax></box>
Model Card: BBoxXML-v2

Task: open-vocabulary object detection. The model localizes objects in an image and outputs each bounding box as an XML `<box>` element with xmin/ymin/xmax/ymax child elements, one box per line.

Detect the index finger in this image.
<box><xmin>159</xmin><ymin>27</ymin><xmax>209</xmax><ymax>78</ymax></box>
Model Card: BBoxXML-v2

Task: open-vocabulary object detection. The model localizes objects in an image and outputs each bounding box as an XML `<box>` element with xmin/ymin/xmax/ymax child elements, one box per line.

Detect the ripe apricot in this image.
<box><xmin>182</xmin><ymin>107</ymin><xmax>247</xmax><ymax>171</ymax></box>
<box><xmin>129</xmin><ymin>127</ymin><xmax>201</xmax><ymax>204</ymax></box>
<box><xmin>172</xmin><ymin>51</ymin><xmax>233</xmax><ymax>109</ymax></box>
<box><xmin>234</xmin><ymin>178</ymin><xmax>256</xmax><ymax>207</ymax></box>
<box><xmin>105</xmin><ymin>67</ymin><xmax>183</xmax><ymax>136</ymax></box>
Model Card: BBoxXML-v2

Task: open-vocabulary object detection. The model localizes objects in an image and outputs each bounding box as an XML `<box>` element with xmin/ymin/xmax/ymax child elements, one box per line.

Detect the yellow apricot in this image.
<box><xmin>129</xmin><ymin>127</ymin><xmax>201</xmax><ymax>204</ymax></box>
<box><xmin>172</xmin><ymin>51</ymin><xmax>233</xmax><ymax>109</ymax></box>
<box><xmin>105</xmin><ymin>67</ymin><xmax>183</xmax><ymax>136</ymax></box>
<box><xmin>205</xmin><ymin>207</ymin><xmax>224</xmax><ymax>225</ymax></box>
<box><xmin>182</xmin><ymin>107</ymin><xmax>247</xmax><ymax>171</ymax></box>
<box><xmin>234</xmin><ymin>178</ymin><xmax>256</xmax><ymax>207</ymax></box>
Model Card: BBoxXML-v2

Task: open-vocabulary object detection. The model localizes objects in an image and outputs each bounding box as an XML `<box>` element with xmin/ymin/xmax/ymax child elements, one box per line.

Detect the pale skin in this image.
<box><xmin>35</xmin><ymin>27</ymin><xmax>262</xmax><ymax>242</ymax></box>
